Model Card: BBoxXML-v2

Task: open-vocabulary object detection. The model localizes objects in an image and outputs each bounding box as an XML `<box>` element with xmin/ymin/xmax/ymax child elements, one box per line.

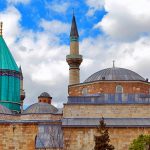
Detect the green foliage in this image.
<box><xmin>94</xmin><ymin>117</ymin><xmax>115</xmax><ymax>150</ymax></box>
<box><xmin>129</xmin><ymin>134</ymin><xmax>150</xmax><ymax>150</ymax></box>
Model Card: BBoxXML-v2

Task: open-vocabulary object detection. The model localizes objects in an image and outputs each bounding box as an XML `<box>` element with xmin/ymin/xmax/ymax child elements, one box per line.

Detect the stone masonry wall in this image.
<box><xmin>0</xmin><ymin>114</ymin><xmax>62</xmax><ymax>121</ymax></box>
<box><xmin>63</xmin><ymin>127</ymin><xmax>150</xmax><ymax>150</ymax></box>
<box><xmin>0</xmin><ymin>124</ymin><xmax>37</xmax><ymax>150</ymax></box>
<box><xmin>63</xmin><ymin>104</ymin><xmax>150</xmax><ymax>118</ymax></box>
<box><xmin>0</xmin><ymin>113</ymin><xmax>62</xmax><ymax>150</ymax></box>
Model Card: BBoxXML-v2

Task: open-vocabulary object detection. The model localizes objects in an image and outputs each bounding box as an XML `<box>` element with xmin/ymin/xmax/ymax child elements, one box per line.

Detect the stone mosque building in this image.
<box><xmin>0</xmin><ymin>15</ymin><xmax>150</xmax><ymax>150</ymax></box>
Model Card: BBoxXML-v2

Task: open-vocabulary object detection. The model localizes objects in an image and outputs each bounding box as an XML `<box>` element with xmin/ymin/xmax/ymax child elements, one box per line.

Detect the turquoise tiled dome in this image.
<box><xmin>0</xmin><ymin>35</ymin><xmax>21</xmax><ymax>112</ymax></box>
<box><xmin>0</xmin><ymin>36</ymin><xmax>19</xmax><ymax>71</ymax></box>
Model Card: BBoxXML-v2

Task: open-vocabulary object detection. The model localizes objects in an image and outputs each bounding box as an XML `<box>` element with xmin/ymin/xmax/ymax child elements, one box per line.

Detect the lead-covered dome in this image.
<box><xmin>84</xmin><ymin>67</ymin><xmax>145</xmax><ymax>83</ymax></box>
<box><xmin>38</xmin><ymin>92</ymin><xmax>51</xmax><ymax>98</ymax></box>
<box><xmin>23</xmin><ymin>102</ymin><xmax>58</xmax><ymax>114</ymax></box>
<box><xmin>0</xmin><ymin>104</ymin><xmax>12</xmax><ymax>114</ymax></box>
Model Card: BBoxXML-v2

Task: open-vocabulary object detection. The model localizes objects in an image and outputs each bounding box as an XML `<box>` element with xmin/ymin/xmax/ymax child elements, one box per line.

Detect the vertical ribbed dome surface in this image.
<box><xmin>0</xmin><ymin>36</ymin><xmax>19</xmax><ymax>71</ymax></box>
<box><xmin>0</xmin><ymin>36</ymin><xmax>21</xmax><ymax>112</ymax></box>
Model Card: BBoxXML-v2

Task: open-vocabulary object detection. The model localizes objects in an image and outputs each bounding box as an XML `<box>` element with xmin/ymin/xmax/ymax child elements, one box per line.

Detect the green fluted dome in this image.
<box><xmin>0</xmin><ymin>36</ymin><xmax>19</xmax><ymax>71</ymax></box>
<box><xmin>0</xmin><ymin>35</ymin><xmax>21</xmax><ymax>113</ymax></box>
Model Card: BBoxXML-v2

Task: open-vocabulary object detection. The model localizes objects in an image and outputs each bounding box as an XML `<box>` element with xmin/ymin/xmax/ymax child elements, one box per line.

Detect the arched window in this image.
<box><xmin>82</xmin><ymin>88</ymin><xmax>88</xmax><ymax>96</ymax></box>
<box><xmin>116</xmin><ymin>85</ymin><xmax>123</xmax><ymax>93</ymax></box>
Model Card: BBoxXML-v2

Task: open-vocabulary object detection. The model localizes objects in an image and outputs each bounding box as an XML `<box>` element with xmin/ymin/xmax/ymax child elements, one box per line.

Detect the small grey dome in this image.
<box><xmin>38</xmin><ymin>92</ymin><xmax>51</xmax><ymax>98</ymax></box>
<box><xmin>23</xmin><ymin>102</ymin><xmax>58</xmax><ymax>114</ymax></box>
<box><xmin>0</xmin><ymin>104</ymin><xmax>12</xmax><ymax>114</ymax></box>
<box><xmin>84</xmin><ymin>67</ymin><xmax>145</xmax><ymax>83</ymax></box>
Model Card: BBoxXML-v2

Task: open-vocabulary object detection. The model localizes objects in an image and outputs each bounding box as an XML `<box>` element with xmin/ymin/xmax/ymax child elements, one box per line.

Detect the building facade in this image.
<box><xmin>63</xmin><ymin>15</ymin><xmax>150</xmax><ymax>150</ymax></box>
<box><xmin>0</xmin><ymin>16</ymin><xmax>149</xmax><ymax>150</ymax></box>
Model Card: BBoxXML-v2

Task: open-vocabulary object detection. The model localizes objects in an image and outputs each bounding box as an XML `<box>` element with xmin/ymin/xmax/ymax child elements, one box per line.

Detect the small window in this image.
<box><xmin>116</xmin><ymin>85</ymin><xmax>123</xmax><ymax>93</ymax></box>
<box><xmin>82</xmin><ymin>88</ymin><xmax>88</xmax><ymax>96</ymax></box>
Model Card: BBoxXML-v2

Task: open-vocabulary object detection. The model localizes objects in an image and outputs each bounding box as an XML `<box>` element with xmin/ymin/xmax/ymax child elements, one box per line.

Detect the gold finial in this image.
<box><xmin>113</xmin><ymin>60</ymin><xmax>115</xmax><ymax>68</ymax></box>
<box><xmin>0</xmin><ymin>22</ymin><xmax>3</xmax><ymax>36</ymax></box>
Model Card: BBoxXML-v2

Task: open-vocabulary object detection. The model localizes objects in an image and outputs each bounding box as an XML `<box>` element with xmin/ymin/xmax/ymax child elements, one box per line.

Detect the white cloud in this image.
<box><xmin>31</xmin><ymin>61</ymin><xmax>67</xmax><ymax>85</ymax></box>
<box><xmin>11</xmin><ymin>29</ymin><xmax>69</xmax><ymax>106</ymax></box>
<box><xmin>40</xmin><ymin>19</ymin><xmax>70</xmax><ymax>35</ymax></box>
<box><xmin>7</xmin><ymin>0</ymin><xmax>30</xmax><ymax>5</ymax></box>
<box><xmin>46</xmin><ymin>1</ymin><xmax>70</xmax><ymax>14</ymax></box>
<box><xmin>86</xmin><ymin>0</ymin><xmax>105</xmax><ymax>16</ymax></box>
<box><xmin>1</xmin><ymin>0</ymin><xmax>150</xmax><ymax>109</ymax></box>
<box><xmin>95</xmin><ymin>0</ymin><xmax>150</xmax><ymax>41</ymax></box>
<box><xmin>0</xmin><ymin>6</ymin><xmax>69</xmax><ymax>107</ymax></box>
<box><xmin>0</xmin><ymin>6</ymin><xmax>21</xmax><ymax>44</ymax></box>
<box><xmin>80</xmin><ymin>35</ymin><xmax>150</xmax><ymax>82</ymax></box>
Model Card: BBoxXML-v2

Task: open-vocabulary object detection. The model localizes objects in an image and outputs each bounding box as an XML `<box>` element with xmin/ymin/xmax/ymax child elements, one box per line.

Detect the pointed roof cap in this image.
<box><xmin>19</xmin><ymin>66</ymin><xmax>23</xmax><ymax>78</ymax></box>
<box><xmin>70</xmin><ymin>15</ymin><xmax>79</xmax><ymax>37</ymax></box>
<box><xmin>0</xmin><ymin>36</ymin><xmax>19</xmax><ymax>71</ymax></box>
<box><xmin>0</xmin><ymin>22</ymin><xmax>3</xmax><ymax>36</ymax></box>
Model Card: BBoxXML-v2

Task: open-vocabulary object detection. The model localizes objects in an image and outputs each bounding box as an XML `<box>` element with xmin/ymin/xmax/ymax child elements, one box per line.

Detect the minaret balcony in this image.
<box><xmin>66</xmin><ymin>54</ymin><xmax>83</xmax><ymax>67</ymax></box>
<box><xmin>66</xmin><ymin>54</ymin><xmax>82</xmax><ymax>59</ymax></box>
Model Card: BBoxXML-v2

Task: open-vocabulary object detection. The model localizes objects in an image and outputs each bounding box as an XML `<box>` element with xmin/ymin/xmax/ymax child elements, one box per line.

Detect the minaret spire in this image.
<box><xmin>0</xmin><ymin>22</ymin><xmax>3</xmax><ymax>36</ymax></box>
<box><xmin>70</xmin><ymin>14</ymin><xmax>79</xmax><ymax>38</ymax></box>
<box><xmin>66</xmin><ymin>14</ymin><xmax>83</xmax><ymax>85</ymax></box>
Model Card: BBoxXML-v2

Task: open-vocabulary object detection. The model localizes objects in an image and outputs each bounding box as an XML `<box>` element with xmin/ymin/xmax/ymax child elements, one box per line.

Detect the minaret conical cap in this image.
<box><xmin>19</xmin><ymin>66</ymin><xmax>23</xmax><ymax>78</ymax></box>
<box><xmin>0</xmin><ymin>35</ymin><xmax>19</xmax><ymax>71</ymax></box>
<box><xmin>70</xmin><ymin>15</ymin><xmax>79</xmax><ymax>37</ymax></box>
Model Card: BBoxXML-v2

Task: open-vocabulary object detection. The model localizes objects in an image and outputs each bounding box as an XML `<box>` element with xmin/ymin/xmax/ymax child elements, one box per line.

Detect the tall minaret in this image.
<box><xmin>66</xmin><ymin>14</ymin><xmax>83</xmax><ymax>85</ymax></box>
<box><xmin>19</xmin><ymin>66</ymin><xmax>25</xmax><ymax>112</ymax></box>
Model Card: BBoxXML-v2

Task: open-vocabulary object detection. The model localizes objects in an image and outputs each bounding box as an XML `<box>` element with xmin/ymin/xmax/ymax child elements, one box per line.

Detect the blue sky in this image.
<box><xmin>1</xmin><ymin>0</ymin><xmax>150</xmax><ymax>108</ymax></box>
<box><xmin>0</xmin><ymin>0</ymin><xmax>106</xmax><ymax>44</ymax></box>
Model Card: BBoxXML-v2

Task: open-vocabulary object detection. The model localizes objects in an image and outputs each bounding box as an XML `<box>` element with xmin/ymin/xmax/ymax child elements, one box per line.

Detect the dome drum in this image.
<box><xmin>0</xmin><ymin>69</ymin><xmax>21</xmax><ymax>79</ymax></box>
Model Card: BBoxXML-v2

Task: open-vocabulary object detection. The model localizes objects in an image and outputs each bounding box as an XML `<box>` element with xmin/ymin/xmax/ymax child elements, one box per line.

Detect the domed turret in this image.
<box><xmin>38</xmin><ymin>92</ymin><xmax>52</xmax><ymax>104</ymax></box>
<box><xmin>23</xmin><ymin>92</ymin><xmax>58</xmax><ymax>114</ymax></box>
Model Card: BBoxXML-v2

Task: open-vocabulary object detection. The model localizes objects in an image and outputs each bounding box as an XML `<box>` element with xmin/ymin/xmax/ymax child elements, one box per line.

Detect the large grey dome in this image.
<box><xmin>23</xmin><ymin>102</ymin><xmax>58</xmax><ymax>114</ymax></box>
<box><xmin>0</xmin><ymin>104</ymin><xmax>12</xmax><ymax>114</ymax></box>
<box><xmin>84</xmin><ymin>67</ymin><xmax>145</xmax><ymax>83</ymax></box>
